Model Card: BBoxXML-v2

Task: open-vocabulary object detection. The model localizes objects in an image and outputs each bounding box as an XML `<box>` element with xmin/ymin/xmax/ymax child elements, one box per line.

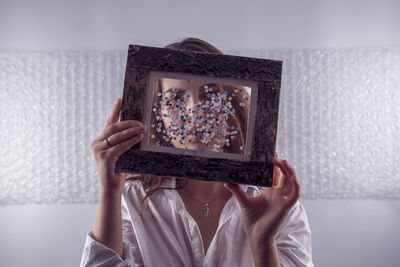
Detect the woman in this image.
<box><xmin>80</xmin><ymin>38</ymin><xmax>314</xmax><ymax>267</ymax></box>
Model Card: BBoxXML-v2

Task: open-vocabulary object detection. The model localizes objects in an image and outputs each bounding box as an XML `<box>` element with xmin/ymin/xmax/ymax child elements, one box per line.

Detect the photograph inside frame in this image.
<box><xmin>140</xmin><ymin>71</ymin><xmax>259</xmax><ymax>161</ymax></box>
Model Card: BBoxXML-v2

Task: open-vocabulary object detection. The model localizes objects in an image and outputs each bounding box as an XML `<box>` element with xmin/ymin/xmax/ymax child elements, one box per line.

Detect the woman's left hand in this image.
<box><xmin>223</xmin><ymin>153</ymin><xmax>300</xmax><ymax>249</ymax></box>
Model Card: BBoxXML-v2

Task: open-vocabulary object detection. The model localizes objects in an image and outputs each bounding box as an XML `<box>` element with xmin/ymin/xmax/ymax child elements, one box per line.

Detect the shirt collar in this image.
<box><xmin>161</xmin><ymin>178</ymin><xmax>263</xmax><ymax>196</ymax></box>
<box><xmin>162</xmin><ymin>178</ymin><xmax>264</xmax><ymax>222</ymax></box>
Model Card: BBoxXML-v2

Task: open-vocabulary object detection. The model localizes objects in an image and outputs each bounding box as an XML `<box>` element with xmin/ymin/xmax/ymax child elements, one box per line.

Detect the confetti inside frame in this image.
<box><xmin>116</xmin><ymin>44</ymin><xmax>282</xmax><ymax>186</ymax></box>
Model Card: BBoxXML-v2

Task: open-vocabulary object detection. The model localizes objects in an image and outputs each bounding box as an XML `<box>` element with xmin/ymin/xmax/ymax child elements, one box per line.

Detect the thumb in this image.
<box><xmin>224</xmin><ymin>182</ymin><xmax>250</xmax><ymax>210</ymax></box>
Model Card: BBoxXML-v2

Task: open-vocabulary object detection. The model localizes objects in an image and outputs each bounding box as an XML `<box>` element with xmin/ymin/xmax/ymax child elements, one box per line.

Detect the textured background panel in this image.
<box><xmin>1</xmin><ymin>47</ymin><xmax>399</xmax><ymax>204</ymax></box>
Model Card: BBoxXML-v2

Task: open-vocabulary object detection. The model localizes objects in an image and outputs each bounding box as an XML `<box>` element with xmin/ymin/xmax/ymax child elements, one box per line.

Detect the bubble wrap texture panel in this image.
<box><xmin>1</xmin><ymin>47</ymin><xmax>399</xmax><ymax>204</ymax></box>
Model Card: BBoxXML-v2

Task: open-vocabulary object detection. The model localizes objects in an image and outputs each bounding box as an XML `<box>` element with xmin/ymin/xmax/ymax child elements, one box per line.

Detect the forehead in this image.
<box><xmin>159</xmin><ymin>78</ymin><xmax>214</xmax><ymax>92</ymax></box>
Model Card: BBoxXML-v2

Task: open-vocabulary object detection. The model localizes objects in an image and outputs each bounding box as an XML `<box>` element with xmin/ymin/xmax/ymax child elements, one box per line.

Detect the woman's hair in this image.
<box><xmin>125</xmin><ymin>37</ymin><xmax>250</xmax><ymax>221</ymax></box>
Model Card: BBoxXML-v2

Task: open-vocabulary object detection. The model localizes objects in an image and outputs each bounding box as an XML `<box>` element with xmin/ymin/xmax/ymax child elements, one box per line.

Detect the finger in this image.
<box><xmin>108</xmin><ymin>132</ymin><xmax>145</xmax><ymax>159</ymax></box>
<box><xmin>273</xmin><ymin>152</ymin><xmax>280</xmax><ymax>187</ymax></box>
<box><xmin>105</xmin><ymin>125</ymin><xmax>147</xmax><ymax>149</ymax></box>
<box><xmin>283</xmin><ymin>176</ymin><xmax>300</xmax><ymax>206</ymax></box>
<box><xmin>99</xmin><ymin>120</ymin><xmax>143</xmax><ymax>141</ymax></box>
<box><xmin>272</xmin><ymin>158</ymin><xmax>296</xmax><ymax>183</ymax></box>
<box><xmin>291</xmin><ymin>177</ymin><xmax>301</xmax><ymax>201</ymax></box>
<box><xmin>273</xmin><ymin>158</ymin><xmax>300</xmax><ymax>202</ymax></box>
<box><xmin>273</xmin><ymin>164</ymin><xmax>283</xmax><ymax>187</ymax></box>
<box><xmin>105</xmin><ymin>98</ymin><xmax>122</xmax><ymax>128</ymax></box>
<box><xmin>272</xmin><ymin>156</ymin><xmax>285</xmax><ymax>188</ymax></box>
<box><xmin>223</xmin><ymin>182</ymin><xmax>250</xmax><ymax>210</ymax></box>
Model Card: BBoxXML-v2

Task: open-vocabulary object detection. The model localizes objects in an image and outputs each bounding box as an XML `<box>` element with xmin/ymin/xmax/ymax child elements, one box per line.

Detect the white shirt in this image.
<box><xmin>80</xmin><ymin>179</ymin><xmax>314</xmax><ymax>267</ymax></box>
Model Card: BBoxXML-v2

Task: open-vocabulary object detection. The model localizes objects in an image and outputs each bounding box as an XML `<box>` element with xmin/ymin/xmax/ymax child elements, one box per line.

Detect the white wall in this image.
<box><xmin>1</xmin><ymin>0</ymin><xmax>400</xmax><ymax>51</ymax></box>
<box><xmin>1</xmin><ymin>0</ymin><xmax>400</xmax><ymax>266</ymax></box>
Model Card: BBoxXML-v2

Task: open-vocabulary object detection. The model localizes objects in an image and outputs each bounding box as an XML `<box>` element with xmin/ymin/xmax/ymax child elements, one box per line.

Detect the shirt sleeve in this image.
<box><xmin>275</xmin><ymin>200</ymin><xmax>315</xmax><ymax>267</ymax></box>
<box><xmin>79</xmin><ymin>194</ymin><xmax>145</xmax><ymax>267</ymax></box>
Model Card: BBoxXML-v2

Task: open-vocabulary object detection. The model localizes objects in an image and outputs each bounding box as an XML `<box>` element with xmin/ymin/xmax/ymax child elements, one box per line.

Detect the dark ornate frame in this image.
<box><xmin>115</xmin><ymin>44</ymin><xmax>282</xmax><ymax>187</ymax></box>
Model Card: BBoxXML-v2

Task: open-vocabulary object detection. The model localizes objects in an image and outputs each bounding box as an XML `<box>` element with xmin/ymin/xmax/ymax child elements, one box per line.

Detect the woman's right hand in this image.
<box><xmin>90</xmin><ymin>98</ymin><xmax>147</xmax><ymax>194</ymax></box>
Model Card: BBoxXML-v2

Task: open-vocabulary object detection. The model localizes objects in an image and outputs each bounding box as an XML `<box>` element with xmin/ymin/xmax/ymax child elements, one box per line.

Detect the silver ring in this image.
<box><xmin>105</xmin><ymin>138</ymin><xmax>113</xmax><ymax>147</ymax></box>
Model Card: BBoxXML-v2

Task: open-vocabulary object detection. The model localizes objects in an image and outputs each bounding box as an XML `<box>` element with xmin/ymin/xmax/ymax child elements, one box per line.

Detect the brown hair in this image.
<box><xmin>125</xmin><ymin>37</ymin><xmax>250</xmax><ymax>221</ymax></box>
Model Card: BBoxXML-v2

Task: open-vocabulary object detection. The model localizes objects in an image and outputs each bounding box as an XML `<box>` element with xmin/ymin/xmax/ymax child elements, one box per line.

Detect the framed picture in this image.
<box><xmin>115</xmin><ymin>44</ymin><xmax>282</xmax><ymax>187</ymax></box>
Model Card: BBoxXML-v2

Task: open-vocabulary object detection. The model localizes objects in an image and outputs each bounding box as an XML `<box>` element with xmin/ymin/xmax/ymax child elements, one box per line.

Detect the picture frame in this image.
<box><xmin>115</xmin><ymin>44</ymin><xmax>282</xmax><ymax>187</ymax></box>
